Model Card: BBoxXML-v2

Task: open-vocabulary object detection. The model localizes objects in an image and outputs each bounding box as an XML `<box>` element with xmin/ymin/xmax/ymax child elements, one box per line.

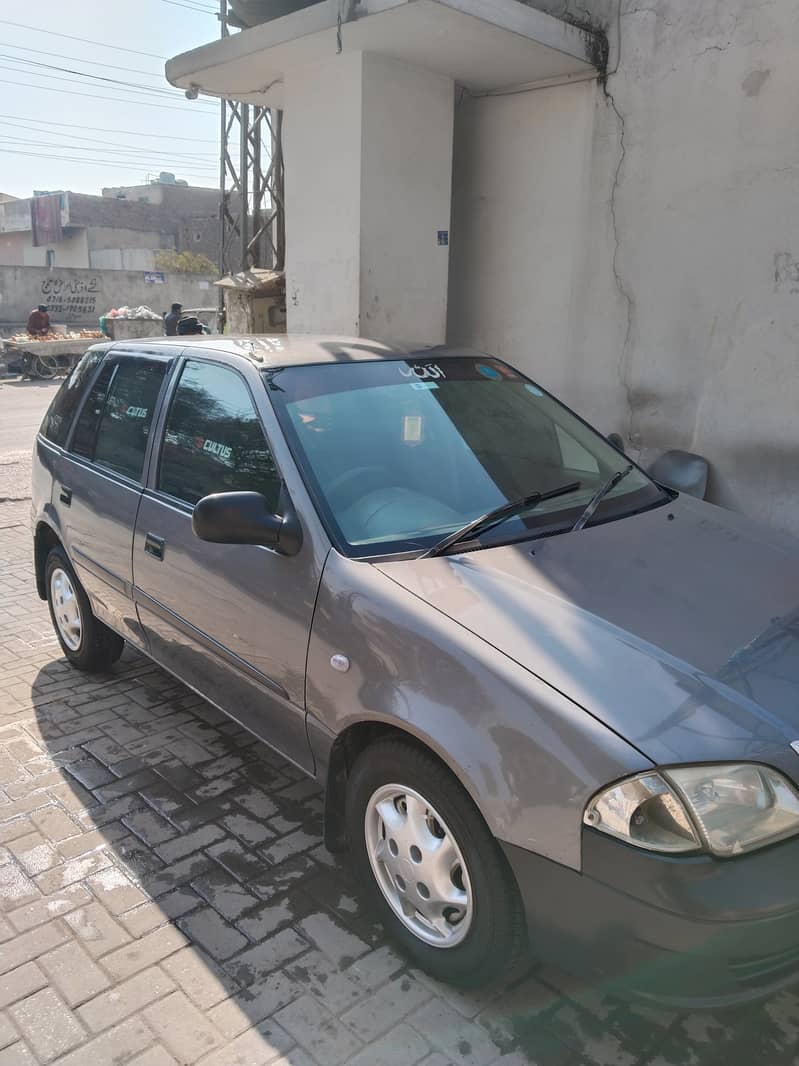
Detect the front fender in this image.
<box><xmin>306</xmin><ymin>551</ymin><xmax>651</xmax><ymax>871</ymax></box>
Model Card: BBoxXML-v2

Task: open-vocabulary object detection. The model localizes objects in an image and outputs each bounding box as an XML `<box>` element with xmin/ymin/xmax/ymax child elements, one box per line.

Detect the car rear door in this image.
<box><xmin>132</xmin><ymin>355</ymin><xmax>320</xmax><ymax>772</ymax></box>
<box><xmin>54</xmin><ymin>350</ymin><xmax>173</xmax><ymax>645</ymax></box>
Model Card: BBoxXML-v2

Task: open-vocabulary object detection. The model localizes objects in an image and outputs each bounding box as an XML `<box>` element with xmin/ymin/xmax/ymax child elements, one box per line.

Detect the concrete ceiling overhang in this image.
<box><xmin>166</xmin><ymin>0</ymin><xmax>603</xmax><ymax>109</ymax></box>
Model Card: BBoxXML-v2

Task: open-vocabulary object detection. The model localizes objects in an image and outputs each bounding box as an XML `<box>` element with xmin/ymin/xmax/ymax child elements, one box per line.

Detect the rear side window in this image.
<box><xmin>40</xmin><ymin>348</ymin><xmax>105</xmax><ymax>446</ymax></box>
<box><xmin>158</xmin><ymin>360</ymin><xmax>281</xmax><ymax>508</ymax></box>
<box><xmin>70</xmin><ymin>356</ymin><xmax>167</xmax><ymax>482</ymax></box>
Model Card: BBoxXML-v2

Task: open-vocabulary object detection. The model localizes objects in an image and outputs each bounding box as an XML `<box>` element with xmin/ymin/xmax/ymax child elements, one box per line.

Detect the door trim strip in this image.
<box><xmin>133</xmin><ymin>585</ymin><xmax>289</xmax><ymax>701</ymax></box>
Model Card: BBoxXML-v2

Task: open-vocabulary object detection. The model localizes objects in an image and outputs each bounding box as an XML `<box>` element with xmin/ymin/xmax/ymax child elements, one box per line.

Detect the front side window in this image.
<box><xmin>266</xmin><ymin>356</ymin><xmax>666</xmax><ymax>557</ymax></box>
<box><xmin>40</xmin><ymin>348</ymin><xmax>105</xmax><ymax>446</ymax></box>
<box><xmin>70</xmin><ymin>356</ymin><xmax>167</xmax><ymax>481</ymax></box>
<box><xmin>158</xmin><ymin>360</ymin><xmax>280</xmax><ymax>509</ymax></box>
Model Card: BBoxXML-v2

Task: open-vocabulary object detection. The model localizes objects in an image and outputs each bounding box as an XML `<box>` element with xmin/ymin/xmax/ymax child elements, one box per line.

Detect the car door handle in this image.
<box><xmin>59</xmin><ymin>486</ymin><xmax>72</xmax><ymax>506</ymax></box>
<box><xmin>144</xmin><ymin>533</ymin><xmax>165</xmax><ymax>561</ymax></box>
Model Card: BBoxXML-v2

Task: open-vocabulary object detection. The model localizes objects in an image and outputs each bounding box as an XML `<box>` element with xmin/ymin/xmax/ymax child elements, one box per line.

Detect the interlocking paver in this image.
<box><xmin>0</xmin><ymin>1015</ymin><xmax>16</xmax><ymax>1051</ymax></box>
<box><xmin>275</xmin><ymin>994</ymin><xmax>364</xmax><ymax>1064</ymax></box>
<box><xmin>155</xmin><ymin>824</ymin><xmax>226</xmax><ymax>865</ymax></box>
<box><xmin>102</xmin><ymin>925</ymin><xmax>189</xmax><ymax>980</ymax></box>
<box><xmin>161</xmin><ymin>945</ymin><xmax>235</xmax><ymax>1010</ymax></box>
<box><xmin>128</xmin><ymin>1048</ymin><xmax>179</xmax><ymax>1066</ymax></box>
<box><xmin>77</xmin><ymin>967</ymin><xmax>176</xmax><ymax>1032</ymax></box>
<box><xmin>178</xmin><ymin>905</ymin><xmax>249</xmax><ymax>960</ymax></box>
<box><xmin>86</xmin><ymin>866</ymin><xmax>148</xmax><ymax>914</ymax></box>
<box><xmin>0</xmin><ymin>963</ymin><xmax>47</xmax><ymax>1010</ymax></box>
<box><xmin>347</xmin><ymin>1023</ymin><xmax>431</xmax><ymax>1066</ymax></box>
<box><xmin>144</xmin><ymin>990</ymin><xmax>225</xmax><ymax>1061</ymax></box>
<box><xmin>409</xmin><ymin>999</ymin><xmax>503</xmax><ymax>1066</ymax></box>
<box><xmin>7</xmin><ymin>832</ymin><xmax>60</xmax><ymax>875</ymax></box>
<box><xmin>0</xmin><ymin>1043</ymin><xmax>37</xmax><ymax>1066</ymax></box>
<box><xmin>39</xmin><ymin>940</ymin><xmax>110</xmax><ymax>1007</ymax></box>
<box><xmin>64</xmin><ymin>901</ymin><xmax>132</xmax><ymax>958</ymax></box>
<box><xmin>341</xmin><ymin>974</ymin><xmax>431</xmax><ymax>1042</ymax></box>
<box><xmin>49</xmin><ymin>1016</ymin><xmax>154</xmax><ymax>1066</ymax></box>
<box><xmin>197</xmin><ymin>1020</ymin><xmax>294</xmax><ymax>1066</ymax></box>
<box><xmin>207</xmin><ymin>972</ymin><xmax>302</xmax><ymax>1039</ymax></box>
<box><xmin>224</xmin><ymin>928</ymin><xmax>310</xmax><ymax>985</ymax></box>
<box><xmin>0</xmin><ymin>921</ymin><xmax>69</xmax><ymax>977</ymax></box>
<box><xmin>10</xmin><ymin>987</ymin><xmax>86</xmax><ymax>1061</ymax></box>
<box><xmin>0</xmin><ymin>861</ymin><xmax>39</xmax><ymax>909</ymax></box>
<box><xmin>296</xmin><ymin>911</ymin><xmax>371</xmax><ymax>966</ymax></box>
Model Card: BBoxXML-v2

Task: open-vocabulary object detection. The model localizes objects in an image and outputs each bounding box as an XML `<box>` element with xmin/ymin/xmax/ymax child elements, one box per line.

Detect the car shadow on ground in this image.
<box><xmin>18</xmin><ymin>646</ymin><xmax>799</xmax><ymax>1066</ymax></box>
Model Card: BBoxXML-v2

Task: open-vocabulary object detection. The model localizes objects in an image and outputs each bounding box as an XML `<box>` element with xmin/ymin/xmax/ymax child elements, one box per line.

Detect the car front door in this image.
<box><xmin>54</xmin><ymin>351</ymin><xmax>172</xmax><ymax>646</ymax></box>
<box><xmin>132</xmin><ymin>356</ymin><xmax>320</xmax><ymax>772</ymax></box>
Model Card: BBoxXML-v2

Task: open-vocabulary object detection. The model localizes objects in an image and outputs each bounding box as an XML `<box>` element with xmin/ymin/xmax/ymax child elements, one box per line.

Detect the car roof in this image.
<box><xmin>105</xmin><ymin>334</ymin><xmax>468</xmax><ymax>368</ymax></box>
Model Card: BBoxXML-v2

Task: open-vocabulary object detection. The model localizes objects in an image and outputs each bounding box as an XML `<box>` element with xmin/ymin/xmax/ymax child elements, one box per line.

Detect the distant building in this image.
<box><xmin>0</xmin><ymin>180</ymin><xmax>222</xmax><ymax>271</ymax></box>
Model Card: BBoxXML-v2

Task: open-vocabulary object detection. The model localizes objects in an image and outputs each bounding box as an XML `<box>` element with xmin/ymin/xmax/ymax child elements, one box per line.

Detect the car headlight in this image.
<box><xmin>584</xmin><ymin>764</ymin><xmax>799</xmax><ymax>858</ymax></box>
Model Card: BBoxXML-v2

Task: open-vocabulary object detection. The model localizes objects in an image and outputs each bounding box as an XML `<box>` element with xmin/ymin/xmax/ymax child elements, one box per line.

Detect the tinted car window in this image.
<box><xmin>71</xmin><ymin>356</ymin><xmax>167</xmax><ymax>481</ymax></box>
<box><xmin>40</xmin><ymin>348</ymin><xmax>105</xmax><ymax>446</ymax></box>
<box><xmin>159</xmin><ymin>360</ymin><xmax>280</xmax><ymax>509</ymax></box>
<box><xmin>71</xmin><ymin>361</ymin><xmax>116</xmax><ymax>460</ymax></box>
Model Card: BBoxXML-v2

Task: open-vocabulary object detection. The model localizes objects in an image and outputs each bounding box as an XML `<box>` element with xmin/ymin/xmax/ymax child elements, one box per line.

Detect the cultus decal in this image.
<box><xmin>399</xmin><ymin>364</ymin><xmax>447</xmax><ymax>381</ymax></box>
<box><xmin>203</xmin><ymin>439</ymin><xmax>233</xmax><ymax>461</ymax></box>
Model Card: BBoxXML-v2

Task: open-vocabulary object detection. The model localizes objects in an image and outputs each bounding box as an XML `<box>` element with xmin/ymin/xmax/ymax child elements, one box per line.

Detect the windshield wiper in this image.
<box><xmin>572</xmin><ymin>465</ymin><xmax>633</xmax><ymax>533</ymax></box>
<box><xmin>424</xmin><ymin>482</ymin><xmax>581</xmax><ymax>559</ymax></box>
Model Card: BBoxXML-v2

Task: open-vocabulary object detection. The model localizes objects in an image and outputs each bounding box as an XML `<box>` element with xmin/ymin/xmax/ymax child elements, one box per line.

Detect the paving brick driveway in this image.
<box><xmin>1</xmin><ymin>385</ymin><xmax>799</xmax><ymax>1065</ymax></box>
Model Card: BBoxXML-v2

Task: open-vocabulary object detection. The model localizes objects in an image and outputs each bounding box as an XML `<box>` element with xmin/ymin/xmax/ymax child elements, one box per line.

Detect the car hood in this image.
<box><xmin>376</xmin><ymin>495</ymin><xmax>799</xmax><ymax>770</ymax></box>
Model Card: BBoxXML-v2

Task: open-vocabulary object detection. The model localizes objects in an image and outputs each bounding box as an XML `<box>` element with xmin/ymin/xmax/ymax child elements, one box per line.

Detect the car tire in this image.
<box><xmin>346</xmin><ymin>737</ymin><xmax>527</xmax><ymax>988</ymax></box>
<box><xmin>45</xmin><ymin>546</ymin><xmax>124</xmax><ymax>673</ymax></box>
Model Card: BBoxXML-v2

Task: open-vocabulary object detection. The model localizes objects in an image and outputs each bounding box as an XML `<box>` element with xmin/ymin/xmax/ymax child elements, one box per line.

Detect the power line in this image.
<box><xmin>0</xmin><ymin>135</ymin><xmax>218</xmax><ymax>169</ymax></box>
<box><xmin>0</xmin><ymin>20</ymin><xmax>167</xmax><ymax>60</ymax></box>
<box><xmin>0</xmin><ymin>114</ymin><xmax>219</xmax><ymax>145</ymax></box>
<box><xmin>161</xmin><ymin>0</ymin><xmax>218</xmax><ymax>13</ymax></box>
<box><xmin>0</xmin><ymin>61</ymin><xmax>217</xmax><ymax>107</ymax></box>
<box><xmin>0</xmin><ymin>42</ymin><xmax>164</xmax><ymax>79</ymax></box>
<box><xmin>0</xmin><ymin>56</ymin><xmax>184</xmax><ymax>99</ymax></box>
<box><xmin>0</xmin><ymin>146</ymin><xmax>218</xmax><ymax>179</ymax></box>
<box><xmin>0</xmin><ymin>122</ymin><xmax>217</xmax><ymax>159</ymax></box>
<box><xmin>0</xmin><ymin>77</ymin><xmax>218</xmax><ymax>114</ymax></box>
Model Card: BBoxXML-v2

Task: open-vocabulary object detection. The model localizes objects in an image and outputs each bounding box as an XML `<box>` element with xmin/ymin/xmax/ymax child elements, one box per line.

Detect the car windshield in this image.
<box><xmin>265</xmin><ymin>356</ymin><xmax>666</xmax><ymax>557</ymax></box>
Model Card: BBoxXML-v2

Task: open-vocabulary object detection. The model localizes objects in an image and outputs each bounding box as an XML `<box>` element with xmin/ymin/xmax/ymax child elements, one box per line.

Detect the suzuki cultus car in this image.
<box><xmin>32</xmin><ymin>336</ymin><xmax>799</xmax><ymax>1006</ymax></box>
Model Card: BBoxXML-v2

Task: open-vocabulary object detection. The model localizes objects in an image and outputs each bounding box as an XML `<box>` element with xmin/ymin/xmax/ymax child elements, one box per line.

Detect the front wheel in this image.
<box><xmin>346</xmin><ymin>738</ymin><xmax>527</xmax><ymax>987</ymax></box>
<box><xmin>46</xmin><ymin>547</ymin><xmax>124</xmax><ymax>672</ymax></box>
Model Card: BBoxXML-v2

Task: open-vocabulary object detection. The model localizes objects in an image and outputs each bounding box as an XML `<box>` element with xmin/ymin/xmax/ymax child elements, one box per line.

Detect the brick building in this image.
<box><xmin>0</xmin><ymin>180</ymin><xmax>222</xmax><ymax>272</ymax></box>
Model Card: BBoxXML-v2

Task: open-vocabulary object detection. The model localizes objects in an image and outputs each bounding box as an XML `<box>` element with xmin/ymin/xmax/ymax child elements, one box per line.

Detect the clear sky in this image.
<box><xmin>0</xmin><ymin>0</ymin><xmax>223</xmax><ymax>198</ymax></box>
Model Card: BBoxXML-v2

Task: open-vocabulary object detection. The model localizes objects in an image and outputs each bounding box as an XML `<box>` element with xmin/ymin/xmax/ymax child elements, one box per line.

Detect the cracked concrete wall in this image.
<box><xmin>448</xmin><ymin>0</ymin><xmax>799</xmax><ymax>536</ymax></box>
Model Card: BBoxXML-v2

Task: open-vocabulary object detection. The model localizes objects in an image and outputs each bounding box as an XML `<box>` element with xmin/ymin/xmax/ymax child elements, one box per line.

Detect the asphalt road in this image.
<box><xmin>0</xmin><ymin>376</ymin><xmax>60</xmax><ymax>501</ymax></box>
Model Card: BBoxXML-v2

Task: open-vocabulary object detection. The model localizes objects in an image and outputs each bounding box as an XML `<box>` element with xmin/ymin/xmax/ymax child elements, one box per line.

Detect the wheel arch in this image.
<box><xmin>34</xmin><ymin>520</ymin><xmax>62</xmax><ymax>600</ymax></box>
<box><xmin>322</xmin><ymin>717</ymin><xmax>493</xmax><ymax>854</ymax></box>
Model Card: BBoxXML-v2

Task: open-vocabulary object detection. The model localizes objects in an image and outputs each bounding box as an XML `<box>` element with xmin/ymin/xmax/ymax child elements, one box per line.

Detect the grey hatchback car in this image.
<box><xmin>32</xmin><ymin>336</ymin><xmax>799</xmax><ymax>1007</ymax></box>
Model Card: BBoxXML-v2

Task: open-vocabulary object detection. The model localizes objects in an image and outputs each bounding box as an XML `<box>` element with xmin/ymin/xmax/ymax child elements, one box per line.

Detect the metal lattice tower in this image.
<box><xmin>217</xmin><ymin>0</ymin><xmax>285</xmax><ymax>280</ymax></box>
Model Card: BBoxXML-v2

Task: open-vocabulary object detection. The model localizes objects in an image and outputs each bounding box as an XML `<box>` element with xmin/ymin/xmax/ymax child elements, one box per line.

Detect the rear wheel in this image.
<box><xmin>46</xmin><ymin>547</ymin><xmax>124</xmax><ymax>672</ymax></box>
<box><xmin>346</xmin><ymin>738</ymin><xmax>526</xmax><ymax>987</ymax></box>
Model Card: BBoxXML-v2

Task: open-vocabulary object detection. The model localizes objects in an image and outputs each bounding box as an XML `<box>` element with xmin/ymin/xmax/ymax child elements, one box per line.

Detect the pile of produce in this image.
<box><xmin>7</xmin><ymin>329</ymin><xmax>104</xmax><ymax>343</ymax></box>
<box><xmin>104</xmin><ymin>305</ymin><xmax>162</xmax><ymax>320</ymax></box>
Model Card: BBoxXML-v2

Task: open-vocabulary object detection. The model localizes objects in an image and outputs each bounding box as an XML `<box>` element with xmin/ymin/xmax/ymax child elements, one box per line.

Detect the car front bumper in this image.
<box><xmin>502</xmin><ymin>829</ymin><xmax>799</xmax><ymax>1009</ymax></box>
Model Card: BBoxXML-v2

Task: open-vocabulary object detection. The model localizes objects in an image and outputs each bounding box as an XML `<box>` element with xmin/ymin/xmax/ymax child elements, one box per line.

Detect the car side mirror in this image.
<box><xmin>607</xmin><ymin>432</ymin><xmax>625</xmax><ymax>453</ymax></box>
<box><xmin>192</xmin><ymin>491</ymin><xmax>302</xmax><ymax>556</ymax></box>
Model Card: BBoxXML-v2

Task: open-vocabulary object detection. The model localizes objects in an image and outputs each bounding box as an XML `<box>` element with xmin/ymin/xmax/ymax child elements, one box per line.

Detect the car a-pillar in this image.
<box><xmin>283</xmin><ymin>50</ymin><xmax>455</xmax><ymax>344</ymax></box>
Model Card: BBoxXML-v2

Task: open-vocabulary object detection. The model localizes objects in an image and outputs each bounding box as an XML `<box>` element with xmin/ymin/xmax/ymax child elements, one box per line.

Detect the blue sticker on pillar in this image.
<box><xmin>525</xmin><ymin>384</ymin><xmax>544</xmax><ymax>396</ymax></box>
<box><xmin>437</xmin><ymin>230</ymin><xmax>449</xmax><ymax>246</ymax></box>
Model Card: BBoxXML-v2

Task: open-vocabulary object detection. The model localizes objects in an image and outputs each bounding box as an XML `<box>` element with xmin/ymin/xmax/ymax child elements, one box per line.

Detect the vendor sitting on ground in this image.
<box><xmin>27</xmin><ymin>304</ymin><xmax>51</xmax><ymax>336</ymax></box>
